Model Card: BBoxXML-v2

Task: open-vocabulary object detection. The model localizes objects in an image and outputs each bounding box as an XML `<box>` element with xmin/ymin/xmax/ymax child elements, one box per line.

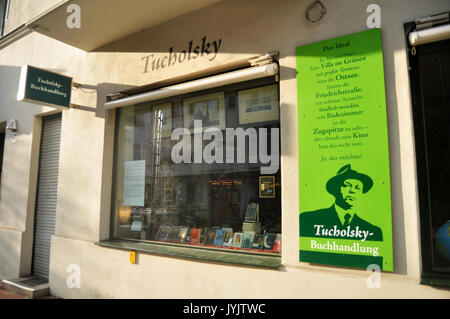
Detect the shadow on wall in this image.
<box><xmin>60</xmin><ymin>82</ymin><xmax>135</xmax><ymax>119</ymax></box>
<box><xmin>92</xmin><ymin>0</ymin><xmax>289</xmax><ymax>54</ymax></box>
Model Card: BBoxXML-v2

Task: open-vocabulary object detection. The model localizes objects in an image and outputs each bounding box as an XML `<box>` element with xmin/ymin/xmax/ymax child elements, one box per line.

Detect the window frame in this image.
<box><xmin>0</xmin><ymin>0</ymin><xmax>9</xmax><ymax>37</ymax></box>
<box><xmin>0</xmin><ymin>121</ymin><xmax>5</xmax><ymax>189</ymax></box>
<box><xmin>404</xmin><ymin>21</ymin><xmax>450</xmax><ymax>286</ymax></box>
<box><xmin>100</xmin><ymin>76</ymin><xmax>282</xmax><ymax>268</ymax></box>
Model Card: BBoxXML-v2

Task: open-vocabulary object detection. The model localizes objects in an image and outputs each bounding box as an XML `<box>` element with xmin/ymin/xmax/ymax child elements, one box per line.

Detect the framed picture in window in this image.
<box><xmin>153</xmin><ymin>102</ymin><xmax>172</xmax><ymax>138</ymax></box>
<box><xmin>238</xmin><ymin>84</ymin><xmax>279</xmax><ymax>125</ymax></box>
<box><xmin>259</xmin><ymin>176</ymin><xmax>275</xmax><ymax>198</ymax></box>
<box><xmin>183</xmin><ymin>92</ymin><xmax>226</xmax><ymax>132</ymax></box>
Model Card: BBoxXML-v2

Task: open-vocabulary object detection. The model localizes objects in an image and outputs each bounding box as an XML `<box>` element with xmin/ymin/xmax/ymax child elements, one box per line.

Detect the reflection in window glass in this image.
<box><xmin>111</xmin><ymin>83</ymin><xmax>281</xmax><ymax>255</ymax></box>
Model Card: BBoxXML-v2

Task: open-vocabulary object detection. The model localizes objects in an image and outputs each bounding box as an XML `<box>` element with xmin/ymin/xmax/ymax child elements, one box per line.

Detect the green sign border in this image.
<box><xmin>296</xmin><ymin>29</ymin><xmax>393</xmax><ymax>271</ymax></box>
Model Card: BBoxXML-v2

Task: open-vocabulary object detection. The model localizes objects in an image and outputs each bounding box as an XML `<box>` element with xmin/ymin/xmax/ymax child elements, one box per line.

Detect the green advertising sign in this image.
<box><xmin>17</xmin><ymin>65</ymin><xmax>72</xmax><ymax>109</ymax></box>
<box><xmin>296</xmin><ymin>29</ymin><xmax>393</xmax><ymax>271</ymax></box>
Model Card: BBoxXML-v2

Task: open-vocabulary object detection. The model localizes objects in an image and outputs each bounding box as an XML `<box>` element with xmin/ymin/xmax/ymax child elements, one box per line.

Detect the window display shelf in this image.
<box><xmin>95</xmin><ymin>239</ymin><xmax>281</xmax><ymax>269</ymax></box>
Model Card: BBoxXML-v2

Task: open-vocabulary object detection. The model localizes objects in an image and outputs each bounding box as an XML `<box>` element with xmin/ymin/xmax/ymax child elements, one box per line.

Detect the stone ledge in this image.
<box><xmin>2</xmin><ymin>277</ymin><xmax>50</xmax><ymax>299</ymax></box>
<box><xmin>96</xmin><ymin>239</ymin><xmax>282</xmax><ymax>269</ymax></box>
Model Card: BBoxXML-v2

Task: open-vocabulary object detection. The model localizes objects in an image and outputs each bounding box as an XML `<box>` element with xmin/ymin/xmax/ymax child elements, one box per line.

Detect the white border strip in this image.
<box><xmin>409</xmin><ymin>24</ymin><xmax>450</xmax><ymax>46</ymax></box>
<box><xmin>104</xmin><ymin>63</ymin><xmax>279</xmax><ymax>109</ymax></box>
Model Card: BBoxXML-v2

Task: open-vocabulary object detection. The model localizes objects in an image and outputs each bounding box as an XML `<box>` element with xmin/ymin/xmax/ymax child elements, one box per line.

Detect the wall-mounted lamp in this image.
<box><xmin>306</xmin><ymin>0</ymin><xmax>327</xmax><ymax>23</ymax></box>
<box><xmin>6</xmin><ymin>119</ymin><xmax>17</xmax><ymax>143</ymax></box>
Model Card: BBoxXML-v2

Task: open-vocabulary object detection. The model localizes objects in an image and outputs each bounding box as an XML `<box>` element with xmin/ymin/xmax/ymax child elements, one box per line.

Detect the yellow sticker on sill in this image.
<box><xmin>130</xmin><ymin>251</ymin><xmax>136</xmax><ymax>264</ymax></box>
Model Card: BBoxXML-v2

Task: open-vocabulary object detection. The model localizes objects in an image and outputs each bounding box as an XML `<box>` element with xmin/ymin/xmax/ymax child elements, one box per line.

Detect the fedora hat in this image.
<box><xmin>326</xmin><ymin>164</ymin><xmax>373</xmax><ymax>197</ymax></box>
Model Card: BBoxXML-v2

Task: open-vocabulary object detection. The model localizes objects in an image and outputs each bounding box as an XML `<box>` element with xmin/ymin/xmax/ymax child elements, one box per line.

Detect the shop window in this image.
<box><xmin>406</xmin><ymin>21</ymin><xmax>450</xmax><ymax>285</ymax></box>
<box><xmin>110</xmin><ymin>79</ymin><xmax>281</xmax><ymax>257</ymax></box>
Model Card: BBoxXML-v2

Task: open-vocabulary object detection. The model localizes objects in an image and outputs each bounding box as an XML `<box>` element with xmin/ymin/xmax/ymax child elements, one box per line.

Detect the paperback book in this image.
<box><xmin>252</xmin><ymin>234</ymin><xmax>264</xmax><ymax>250</ymax></box>
<box><xmin>242</xmin><ymin>231</ymin><xmax>256</xmax><ymax>249</ymax></box>
<box><xmin>263</xmin><ymin>233</ymin><xmax>276</xmax><ymax>251</ymax></box>
<box><xmin>223</xmin><ymin>229</ymin><xmax>234</xmax><ymax>247</ymax></box>
<box><xmin>204</xmin><ymin>228</ymin><xmax>217</xmax><ymax>245</ymax></box>
<box><xmin>214</xmin><ymin>229</ymin><xmax>225</xmax><ymax>247</ymax></box>
<box><xmin>190</xmin><ymin>228</ymin><xmax>200</xmax><ymax>245</ymax></box>
<box><xmin>232</xmin><ymin>232</ymin><xmax>243</xmax><ymax>248</ymax></box>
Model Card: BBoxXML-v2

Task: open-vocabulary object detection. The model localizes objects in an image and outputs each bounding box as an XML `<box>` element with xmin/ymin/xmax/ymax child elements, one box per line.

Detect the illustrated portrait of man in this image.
<box><xmin>300</xmin><ymin>164</ymin><xmax>383</xmax><ymax>241</ymax></box>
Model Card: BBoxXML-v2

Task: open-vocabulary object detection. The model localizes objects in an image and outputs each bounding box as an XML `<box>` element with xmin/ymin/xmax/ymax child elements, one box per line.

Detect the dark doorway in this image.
<box><xmin>407</xmin><ymin>31</ymin><xmax>450</xmax><ymax>284</ymax></box>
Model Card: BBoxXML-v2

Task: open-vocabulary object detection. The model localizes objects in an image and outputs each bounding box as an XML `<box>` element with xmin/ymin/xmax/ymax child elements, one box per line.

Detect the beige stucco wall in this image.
<box><xmin>50</xmin><ymin>236</ymin><xmax>448</xmax><ymax>298</ymax></box>
<box><xmin>3</xmin><ymin>0</ymin><xmax>66</xmax><ymax>35</ymax></box>
<box><xmin>0</xmin><ymin>0</ymin><xmax>449</xmax><ymax>297</ymax></box>
<box><xmin>0</xmin><ymin>30</ymin><xmax>87</xmax><ymax>279</ymax></box>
